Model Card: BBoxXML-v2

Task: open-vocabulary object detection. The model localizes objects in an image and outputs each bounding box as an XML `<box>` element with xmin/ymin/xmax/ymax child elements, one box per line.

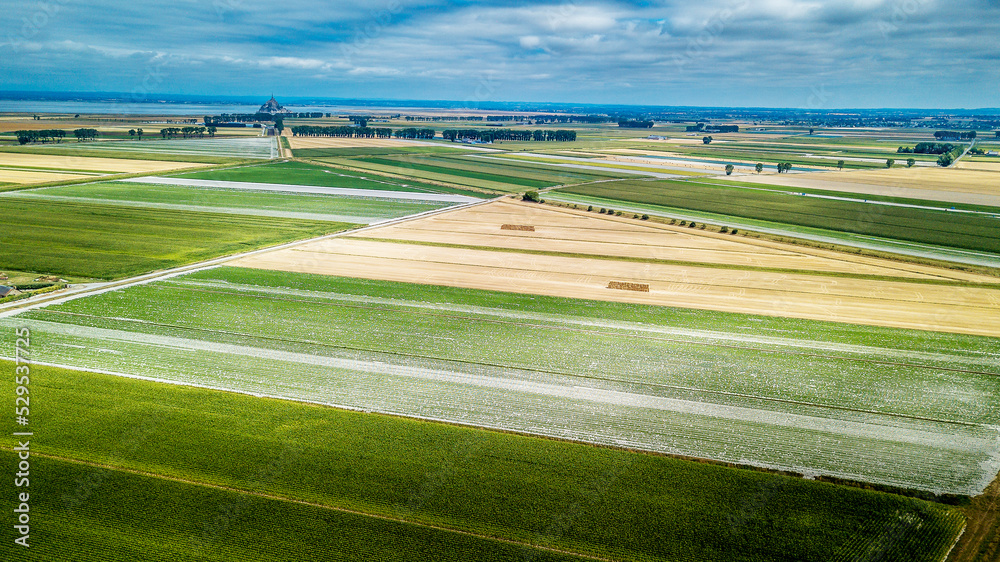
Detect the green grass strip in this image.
<box><xmin>0</xmin><ymin>362</ymin><xmax>967</xmax><ymax>562</ymax></box>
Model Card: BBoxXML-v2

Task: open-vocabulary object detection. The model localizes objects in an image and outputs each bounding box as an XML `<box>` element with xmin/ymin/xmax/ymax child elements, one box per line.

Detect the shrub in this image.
<box><xmin>720</xmin><ymin>226</ymin><xmax>729</xmax><ymax>233</ymax></box>
<box><xmin>522</xmin><ymin>190</ymin><xmax>540</xmax><ymax>202</ymax></box>
<box><xmin>600</xmin><ymin>208</ymin><xmax>606</xmax><ymax>214</ymax></box>
<box><xmin>689</xmin><ymin>222</ymin><xmax>697</xmax><ymax>228</ymax></box>
<box><xmin>731</xmin><ymin>229</ymin><xmax>738</xmax><ymax>235</ymax></box>
<box><xmin>587</xmin><ymin>205</ymin><xmax>593</xmax><ymax>212</ymax></box>
<box><xmin>641</xmin><ymin>214</ymin><xmax>649</xmax><ymax>220</ymax></box>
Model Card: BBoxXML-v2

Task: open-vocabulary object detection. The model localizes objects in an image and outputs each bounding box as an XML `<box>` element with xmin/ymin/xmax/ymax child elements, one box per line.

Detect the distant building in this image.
<box><xmin>988</xmin><ymin>151</ymin><xmax>999</xmax><ymax>156</ymax></box>
<box><xmin>647</xmin><ymin>135</ymin><xmax>666</xmax><ymax>140</ymax></box>
<box><xmin>0</xmin><ymin>286</ymin><xmax>20</xmax><ymax>298</ymax></box>
<box><xmin>258</xmin><ymin>95</ymin><xmax>291</xmax><ymax>115</ymax></box>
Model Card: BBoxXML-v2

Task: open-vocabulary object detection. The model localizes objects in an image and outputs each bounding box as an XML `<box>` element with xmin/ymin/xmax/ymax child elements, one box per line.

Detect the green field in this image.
<box><xmin>321</xmin><ymin>153</ymin><xmax>627</xmax><ymax>191</ymax></box>
<box><xmin>170</xmin><ymin>160</ymin><xmax>486</xmax><ymax>197</ymax></box>
<box><xmin>698</xmin><ymin>177</ymin><xmax>1000</xmax><ymax>213</ymax></box>
<box><xmin>14</xmin><ymin>181</ymin><xmax>452</xmax><ymax>222</ymax></box>
<box><xmin>557</xmin><ymin>179</ymin><xmax>1000</xmax><ymax>254</ymax></box>
<box><xmin>0</xmin><ymin>453</ymin><xmax>586</xmax><ymax>562</ymax></box>
<box><xmin>292</xmin><ymin>144</ymin><xmax>471</xmax><ymax>157</ymax></box>
<box><xmin>0</xmin><ymin>362</ymin><xmax>966</xmax><ymax>561</ymax></box>
<box><xmin>0</xmin><ymin>200</ymin><xmax>352</xmax><ymax>278</ymax></box>
<box><xmin>8</xmin><ymin>267</ymin><xmax>998</xmax><ymax>495</ymax></box>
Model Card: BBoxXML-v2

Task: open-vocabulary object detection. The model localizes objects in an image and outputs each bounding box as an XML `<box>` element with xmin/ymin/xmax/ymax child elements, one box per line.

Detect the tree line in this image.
<box><xmin>618</xmin><ymin>120</ymin><xmax>654</xmax><ymax>128</ymax></box>
<box><xmin>204</xmin><ymin>113</ymin><xmax>328</xmax><ymax>125</ymax></box>
<box><xmin>159</xmin><ymin>126</ymin><xmax>217</xmax><ymax>139</ymax></box>
<box><xmin>290</xmin><ymin>125</ymin><xmax>393</xmax><ymax>138</ymax></box>
<box><xmin>897</xmin><ymin>142</ymin><xmax>955</xmax><ymax>155</ymax></box>
<box><xmin>441</xmin><ymin>129</ymin><xmax>577</xmax><ymax>142</ymax></box>
<box><xmin>687</xmin><ymin>123</ymin><xmax>740</xmax><ymax>133</ymax></box>
<box><xmin>934</xmin><ymin>130</ymin><xmax>977</xmax><ymax>140</ymax></box>
<box><xmin>393</xmin><ymin>128</ymin><xmax>435</xmax><ymax>139</ymax></box>
<box><xmin>14</xmin><ymin>129</ymin><xmax>98</xmax><ymax>144</ymax></box>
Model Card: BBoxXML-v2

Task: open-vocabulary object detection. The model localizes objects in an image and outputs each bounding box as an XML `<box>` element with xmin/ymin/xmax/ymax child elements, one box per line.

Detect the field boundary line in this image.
<box><xmin>26</xmin><ymin>451</ymin><xmax>616</xmax><ymax>562</ymax></box>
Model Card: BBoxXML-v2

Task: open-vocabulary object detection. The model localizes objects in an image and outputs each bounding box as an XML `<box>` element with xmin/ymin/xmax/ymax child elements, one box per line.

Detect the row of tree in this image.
<box><xmin>440</xmin><ymin>129</ymin><xmax>577</xmax><ymax>142</ymax></box>
<box><xmin>205</xmin><ymin>113</ymin><xmax>327</xmax><ymax>125</ymax></box>
<box><xmin>393</xmin><ymin>128</ymin><xmax>436</xmax><ymax>139</ymax></box>
<box><xmin>14</xmin><ymin>129</ymin><xmax>100</xmax><ymax>144</ymax></box>
<box><xmin>618</xmin><ymin>120</ymin><xmax>654</xmax><ymax>128</ymax></box>
<box><xmin>687</xmin><ymin>123</ymin><xmax>739</xmax><ymax>133</ymax></box>
<box><xmin>934</xmin><ymin>130</ymin><xmax>977</xmax><ymax>140</ymax></box>
<box><xmin>403</xmin><ymin>114</ymin><xmax>611</xmax><ymax>124</ymax></box>
<box><xmin>15</xmin><ymin>129</ymin><xmax>65</xmax><ymax>144</ymax></box>
<box><xmin>289</xmin><ymin>126</ymin><xmax>393</xmax><ymax>138</ymax></box>
<box><xmin>159</xmin><ymin>126</ymin><xmax>217</xmax><ymax>139</ymax></box>
<box><xmin>897</xmin><ymin>142</ymin><xmax>956</xmax><ymax>155</ymax></box>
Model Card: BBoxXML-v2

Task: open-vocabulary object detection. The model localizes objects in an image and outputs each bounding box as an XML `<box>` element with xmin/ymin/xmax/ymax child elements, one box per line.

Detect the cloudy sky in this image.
<box><xmin>2</xmin><ymin>0</ymin><xmax>998</xmax><ymax>108</ymax></box>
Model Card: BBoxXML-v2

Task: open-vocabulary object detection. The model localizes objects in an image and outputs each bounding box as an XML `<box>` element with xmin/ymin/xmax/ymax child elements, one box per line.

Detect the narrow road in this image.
<box><xmin>954</xmin><ymin>138</ymin><xmax>977</xmax><ymax>165</ymax></box>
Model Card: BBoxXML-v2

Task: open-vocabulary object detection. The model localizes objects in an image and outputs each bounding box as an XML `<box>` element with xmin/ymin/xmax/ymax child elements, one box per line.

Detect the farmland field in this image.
<box><xmin>733</xmin><ymin>167</ymin><xmax>1000</xmax><ymax>207</ymax></box>
<box><xmin>0</xmin><ymin>152</ymin><xmax>212</xmax><ymax>177</ymax></box>
<box><xmin>6</xmin><ymin>266</ymin><xmax>999</xmax><ymax>496</ymax></box>
<box><xmin>0</xmin><ymin>199</ymin><xmax>353</xmax><ymax>278</ymax></box>
<box><xmin>0</xmin><ymin>136</ymin><xmax>276</xmax><ymax>160</ymax></box>
<box><xmin>0</xmin><ymin>361</ymin><xmax>969</xmax><ymax>561</ymax></box>
<box><xmin>6</xmin><ymin>181</ymin><xmax>454</xmax><ymax>223</ymax></box>
<box><xmin>556</xmin><ymin>179</ymin><xmax>1000</xmax><ymax>254</ymax></box>
<box><xmin>318</xmin><ymin>153</ymin><xmax>630</xmax><ymax>191</ymax></box>
<box><xmin>234</xmin><ymin>199</ymin><xmax>1000</xmax><ymax>336</ymax></box>
<box><xmin>0</xmin><ymin>453</ymin><xmax>588</xmax><ymax>562</ymax></box>
<box><xmin>170</xmin><ymin>160</ymin><xmax>488</xmax><ymax>197</ymax></box>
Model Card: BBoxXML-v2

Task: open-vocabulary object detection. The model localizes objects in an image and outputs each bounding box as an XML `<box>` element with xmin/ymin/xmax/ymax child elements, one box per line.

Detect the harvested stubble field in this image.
<box><xmin>0</xmin><ymin>361</ymin><xmax>968</xmax><ymax>562</ymax></box>
<box><xmin>44</xmin><ymin>137</ymin><xmax>278</xmax><ymax>159</ymax></box>
<box><xmin>6</xmin><ymin>267</ymin><xmax>998</xmax><ymax>499</ymax></box>
<box><xmin>0</xmin><ymin>169</ymin><xmax>94</xmax><ymax>184</ymax></box>
<box><xmin>0</xmin><ymin>152</ymin><xmax>212</xmax><ymax>174</ymax></box>
<box><xmin>231</xmin><ymin>199</ymin><xmax>1000</xmax><ymax>336</ymax></box>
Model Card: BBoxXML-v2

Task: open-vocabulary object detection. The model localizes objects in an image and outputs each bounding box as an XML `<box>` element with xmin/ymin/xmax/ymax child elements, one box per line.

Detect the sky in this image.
<box><xmin>2</xmin><ymin>0</ymin><xmax>998</xmax><ymax>108</ymax></box>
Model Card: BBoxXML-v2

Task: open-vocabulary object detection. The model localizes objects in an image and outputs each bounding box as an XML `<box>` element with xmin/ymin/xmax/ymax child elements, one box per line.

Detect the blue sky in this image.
<box><xmin>2</xmin><ymin>0</ymin><xmax>998</xmax><ymax>108</ymax></box>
